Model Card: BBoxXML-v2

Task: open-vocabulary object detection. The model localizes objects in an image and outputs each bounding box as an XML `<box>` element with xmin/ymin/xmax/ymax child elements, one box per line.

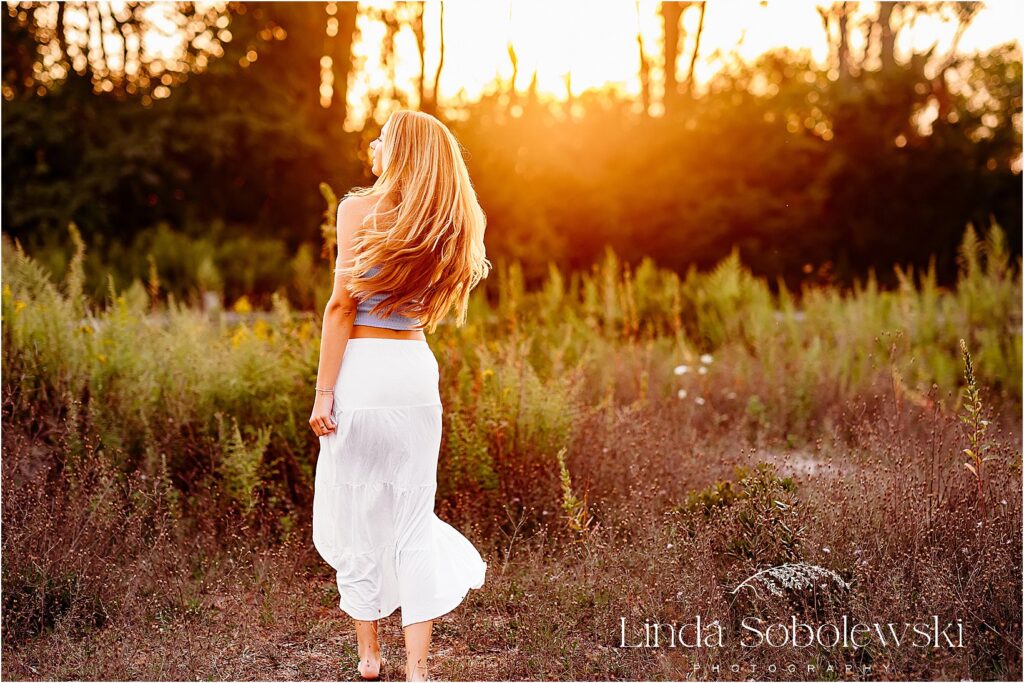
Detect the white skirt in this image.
<box><xmin>312</xmin><ymin>338</ymin><xmax>487</xmax><ymax>627</ymax></box>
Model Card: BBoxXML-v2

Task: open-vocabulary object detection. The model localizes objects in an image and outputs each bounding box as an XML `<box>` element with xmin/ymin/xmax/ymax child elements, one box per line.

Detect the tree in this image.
<box><xmin>660</xmin><ymin>1</ymin><xmax>683</xmax><ymax>113</ymax></box>
<box><xmin>1</xmin><ymin>1</ymin><xmax>366</xmax><ymax>246</ymax></box>
<box><xmin>2</xmin><ymin>1</ymin><xmax>229</xmax><ymax>101</ymax></box>
<box><xmin>635</xmin><ymin>1</ymin><xmax>652</xmax><ymax>115</ymax></box>
<box><xmin>408</xmin><ymin>0</ymin><xmax>445</xmax><ymax>115</ymax></box>
<box><xmin>660</xmin><ymin>1</ymin><xmax>706</xmax><ymax>113</ymax></box>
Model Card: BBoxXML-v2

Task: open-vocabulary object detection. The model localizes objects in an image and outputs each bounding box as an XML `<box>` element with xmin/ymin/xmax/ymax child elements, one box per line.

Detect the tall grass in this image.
<box><xmin>2</xmin><ymin>220</ymin><xmax>1020</xmax><ymax>519</ymax></box>
<box><xmin>1</xmin><ymin>218</ymin><xmax>1020</xmax><ymax>680</ymax></box>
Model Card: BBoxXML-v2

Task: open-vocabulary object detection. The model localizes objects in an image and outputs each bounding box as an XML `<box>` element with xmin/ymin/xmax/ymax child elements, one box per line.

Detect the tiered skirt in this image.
<box><xmin>312</xmin><ymin>338</ymin><xmax>486</xmax><ymax>626</ymax></box>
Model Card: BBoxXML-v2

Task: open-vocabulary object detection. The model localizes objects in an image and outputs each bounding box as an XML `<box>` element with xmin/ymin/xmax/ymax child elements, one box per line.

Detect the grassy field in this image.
<box><xmin>1</xmin><ymin>223</ymin><xmax>1021</xmax><ymax>681</ymax></box>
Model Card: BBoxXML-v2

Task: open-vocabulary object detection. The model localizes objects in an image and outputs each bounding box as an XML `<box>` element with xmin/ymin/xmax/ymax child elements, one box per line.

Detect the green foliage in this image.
<box><xmin>3</xmin><ymin>14</ymin><xmax>1020</xmax><ymax>301</ymax></box>
<box><xmin>215</xmin><ymin>414</ymin><xmax>271</xmax><ymax>514</ymax></box>
<box><xmin>684</xmin><ymin>471</ymin><xmax>743</xmax><ymax>514</ymax></box>
<box><xmin>685</xmin><ymin>463</ymin><xmax>805</xmax><ymax>566</ymax></box>
<box><xmin>438</xmin><ymin>334</ymin><xmax>585</xmax><ymax>498</ymax></box>
<box><xmin>2</xmin><ymin>232</ymin><xmax>318</xmax><ymax>516</ymax></box>
<box><xmin>958</xmin><ymin>338</ymin><xmax>996</xmax><ymax>515</ymax></box>
<box><xmin>682</xmin><ymin>247</ymin><xmax>776</xmax><ymax>350</ymax></box>
<box><xmin>440</xmin><ymin>402</ymin><xmax>500</xmax><ymax>496</ymax></box>
<box><xmin>20</xmin><ymin>223</ymin><xmax>300</xmax><ymax>310</ymax></box>
<box><xmin>1</xmin><ymin>565</ymin><xmax>107</xmax><ymax>640</ymax></box>
<box><xmin>1</xmin><ymin>218</ymin><xmax>1019</xmax><ymax>523</ymax></box>
<box><xmin>556</xmin><ymin>447</ymin><xmax>593</xmax><ymax>537</ymax></box>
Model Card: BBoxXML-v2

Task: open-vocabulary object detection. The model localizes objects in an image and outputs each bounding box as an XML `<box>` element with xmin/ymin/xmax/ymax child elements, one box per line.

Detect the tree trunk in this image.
<box><xmin>660</xmin><ymin>1</ymin><xmax>683</xmax><ymax>114</ymax></box>
<box><xmin>837</xmin><ymin>2</ymin><xmax>850</xmax><ymax>81</ymax></box>
<box><xmin>330</xmin><ymin>1</ymin><xmax>358</xmax><ymax>120</ymax></box>
<box><xmin>684</xmin><ymin>2</ymin><xmax>705</xmax><ymax>95</ymax></box>
<box><xmin>879</xmin><ymin>1</ymin><xmax>896</xmax><ymax>71</ymax></box>
<box><xmin>426</xmin><ymin>2</ymin><xmax>445</xmax><ymax>115</ymax></box>
<box><xmin>636</xmin><ymin>0</ymin><xmax>650</xmax><ymax>115</ymax></box>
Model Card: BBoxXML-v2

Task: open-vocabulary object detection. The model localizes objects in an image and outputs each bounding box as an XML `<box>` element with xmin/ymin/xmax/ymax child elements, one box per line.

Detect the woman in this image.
<box><xmin>309</xmin><ymin>110</ymin><xmax>490</xmax><ymax>682</ymax></box>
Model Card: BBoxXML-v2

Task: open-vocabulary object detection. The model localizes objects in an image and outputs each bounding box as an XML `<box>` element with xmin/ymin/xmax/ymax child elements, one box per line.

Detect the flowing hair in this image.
<box><xmin>335</xmin><ymin>110</ymin><xmax>491</xmax><ymax>333</ymax></box>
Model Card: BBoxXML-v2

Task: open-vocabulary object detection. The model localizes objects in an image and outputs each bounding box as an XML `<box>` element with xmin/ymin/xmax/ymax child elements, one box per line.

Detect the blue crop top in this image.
<box><xmin>349</xmin><ymin>264</ymin><xmax>423</xmax><ymax>331</ymax></box>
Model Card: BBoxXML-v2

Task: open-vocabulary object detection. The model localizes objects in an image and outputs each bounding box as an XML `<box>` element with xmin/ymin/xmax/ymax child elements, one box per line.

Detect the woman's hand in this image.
<box><xmin>309</xmin><ymin>392</ymin><xmax>337</xmax><ymax>436</ymax></box>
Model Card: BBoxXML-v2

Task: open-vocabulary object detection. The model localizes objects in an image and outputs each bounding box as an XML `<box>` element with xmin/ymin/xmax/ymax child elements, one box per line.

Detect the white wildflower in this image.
<box><xmin>674</xmin><ymin>364</ymin><xmax>690</xmax><ymax>375</ymax></box>
<box><xmin>694</xmin><ymin>396</ymin><xmax>706</xmax><ymax>406</ymax></box>
<box><xmin>700</xmin><ymin>353</ymin><xmax>714</xmax><ymax>364</ymax></box>
<box><xmin>677</xmin><ymin>389</ymin><xmax>688</xmax><ymax>399</ymax></box>
<box><xmin>822</xmin><ymin>547</ymin><xmax>831</xmax><ymax>554</ymax></box>
<box><xmin>666</xmin><ymin>543</ymin><xmax>674</xmax><ymax>549</ymax></box>
<box><xmin>731</xmin><ymin>562</ymin><xmax>850</xmax><ymax>599</ymax></box>
<box><xmin>698</xmin><ymin>366</ymin><xmax>708</xmax><ymax>375</ymax></box>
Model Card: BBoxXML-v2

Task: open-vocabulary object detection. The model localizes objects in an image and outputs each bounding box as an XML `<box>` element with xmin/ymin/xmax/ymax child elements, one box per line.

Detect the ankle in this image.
<box><xmin>405</xmin><ymin>660</ymin><xmax>428</xmax><ymax>681</ymax></box>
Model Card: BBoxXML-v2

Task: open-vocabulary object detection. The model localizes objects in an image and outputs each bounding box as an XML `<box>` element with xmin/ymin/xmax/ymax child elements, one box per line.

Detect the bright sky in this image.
<box><xmin>347</xmin><ymin>0</ymin><xmax>1023</xmax><ymax>128</ymax></box>
<box><xmin>50</xmin><ymin>1</ymin><xmax>1022</xmax><ymax>126</ymax></box>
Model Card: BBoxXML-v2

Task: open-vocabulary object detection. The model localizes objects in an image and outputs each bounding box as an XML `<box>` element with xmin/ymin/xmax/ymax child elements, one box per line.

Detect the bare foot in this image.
<box><xmin>355</xmin><ymin>619</ymin><xmax>384</xmax><ymax>680</ymax></box>
<box><xmin>358</xmin><ymin>653</ymin><xmax>384</xmax><ymax>680</ymax></box>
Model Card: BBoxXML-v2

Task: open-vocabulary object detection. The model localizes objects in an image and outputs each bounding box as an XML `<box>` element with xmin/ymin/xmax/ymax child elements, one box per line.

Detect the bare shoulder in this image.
<box><xmin>337</xmin><ymin>194</ymin><xmax>397</xmax><ymax>238</ymax></box>
<box><xmin>336</xmin><ymin>197</ymin><xmax>377</xmax><ymax>244</ymax></box>
<box><xmin>338</xmin><ymin>194</ymin><xmax>374</xmax><ymax>221</ymax></box>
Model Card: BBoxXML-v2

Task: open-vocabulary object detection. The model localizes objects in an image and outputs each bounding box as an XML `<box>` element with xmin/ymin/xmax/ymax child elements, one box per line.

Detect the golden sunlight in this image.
<box><xmin>345</xmin><ymin>0</ymin><xmax>1022</xmax><ymax>128</ymax></box>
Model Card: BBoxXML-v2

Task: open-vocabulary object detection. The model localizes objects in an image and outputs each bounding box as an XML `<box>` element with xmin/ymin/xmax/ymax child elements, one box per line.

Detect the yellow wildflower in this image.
<box><xmin>230</xmin><ymin>326</ymin><xmax>248</xmax><ymax>348</ymax></box>
<box><xmin>232</xmin><ymin>296</ymin><xmax>252</xmax><ymax>314</ymax></box>
<box><xmin>252</xmin><ymin>319</ymin><xmax>271</xmax><ymax>341</ymax></box>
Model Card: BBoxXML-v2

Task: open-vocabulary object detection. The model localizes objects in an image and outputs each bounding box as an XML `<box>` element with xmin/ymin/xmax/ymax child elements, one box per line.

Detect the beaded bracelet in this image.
<box><xmin>315</xmin><ymin>387</ymin><xmax>334</xmax><ymax>394</ymax></box>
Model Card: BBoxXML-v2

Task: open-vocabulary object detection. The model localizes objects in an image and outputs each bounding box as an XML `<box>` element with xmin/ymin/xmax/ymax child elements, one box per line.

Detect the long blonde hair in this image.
<box><xmin>336</xmin><ymin>110</ymin><xmax>491</xmax><ymax>333</ymax></box>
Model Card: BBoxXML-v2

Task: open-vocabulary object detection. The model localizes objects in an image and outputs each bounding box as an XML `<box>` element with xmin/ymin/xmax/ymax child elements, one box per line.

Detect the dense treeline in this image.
<box><xmin>2</xmin><ymin>1</ymin><xmax>1020</xmax><ymax>307</ymax></box>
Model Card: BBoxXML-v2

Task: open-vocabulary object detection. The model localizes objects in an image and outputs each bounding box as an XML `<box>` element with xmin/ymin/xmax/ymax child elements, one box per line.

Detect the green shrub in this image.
<box><xmin>685</xmin><ymin>463</ymin><xmax>805</xmax><ymax>566</ymax></box>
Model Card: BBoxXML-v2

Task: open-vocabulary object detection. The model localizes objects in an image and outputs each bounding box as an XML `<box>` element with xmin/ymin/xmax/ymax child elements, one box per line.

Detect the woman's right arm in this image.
<box><xmin>308</xmin><ymin>199</ymin><xmax>363</xmax><ymax>436</ymax></box>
